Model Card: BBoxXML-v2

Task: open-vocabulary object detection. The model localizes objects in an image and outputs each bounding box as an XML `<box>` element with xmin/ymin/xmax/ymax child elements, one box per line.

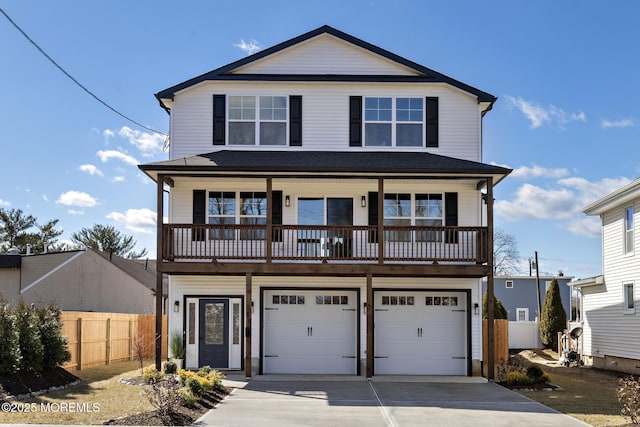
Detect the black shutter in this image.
<box><xmin>368</xmin><ymin>191</ymin><xmax>378</xmax><ymax>243</ymax></box>
<box><xmin>349</xmin><ymin>96</ymin><xmax>362</xmax><ymax>147</ymax></box>
<box><xmin>289</xmin><ymin>96</ymin><xmax>302</xmax><ymax>146</ymax></box>
<box><xmin>445</xmin><ymin>192</ymin><xmax>458</xmax><ymax>243</ymax></box>
<box><xmin>192</xmin><ymin>190</ymin><xmax>206</xmax><ymax>241</ymax></box>
<box><xmin>213</xmin><ymin>94</ymin><xmax>226</xmax><ymax>145</ymax></box>
<box><xmin>426</xmin><ymin>97</ymin><xmax>438</xmax><ymax>147</ymax></box>
<box><xmin>272</xmin><ymin>191</ymin><xmax>283</xmax><ymax>242</ymax></box>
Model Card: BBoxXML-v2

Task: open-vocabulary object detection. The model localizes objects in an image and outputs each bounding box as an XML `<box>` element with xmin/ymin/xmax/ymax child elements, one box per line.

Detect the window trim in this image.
<box><xmin>624</xmin><ymin>205</ymin><xmax>634</xmax><ymax>255</ymax></box>
<box><xmin>516</xmin><ymin>307</ymin><xmax>529</xmax><ymax>322</ymax></box>
<box><xmin>363</xmin><ymin>97</ymin><xmax>425</xmax><ymax>147</ymax></box>
<box><xmin>227</xmin><ymin>95</ymin><xmax>289</xmax><ymax>146</ymax></box>
<box><xmin>383</xmin><ymin>192</ymin><xmax>444</xmax><ymax>242</ymax></box>
<box><xmin>623</xmin><ymin>282</ymin><xmax>635</xmax><ymax>314</ymax></box>
<box><xmin>505</xmin><ymin>280</ymin><xmax>514</xmax><ymax>289</ymax></box>
<box><xmin>207</xmin><ymin>191</ymin><xmax>267</xmax><ymax>240</ymax></box>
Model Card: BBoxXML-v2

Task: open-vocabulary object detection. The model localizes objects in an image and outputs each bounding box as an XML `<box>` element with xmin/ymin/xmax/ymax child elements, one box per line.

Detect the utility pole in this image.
<box><xmin>535</xmin><ymin>251</ymin><xmax>541</xmax><ymax>320</ymax></box>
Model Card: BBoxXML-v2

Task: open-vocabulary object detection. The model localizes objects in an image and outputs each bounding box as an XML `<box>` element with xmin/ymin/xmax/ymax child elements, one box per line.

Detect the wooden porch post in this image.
<box><xmin>155</xmin><ymin>174</ymin><xmax>165</xmax><ymax>371</ymax></box>
<box><xmin>366</xmin><ymin>273</ymin><xmax>374</xmax><ymax>377</ymax></box>
<box><xmin>486</xmin><ymin>177</ymin><xmax>495</xmax><ymax>380</ymax></box>
<box><xmin>377</xmin><ymin>178</ymin><xmax>384</xmax><ymax>265</ymax></box>
<box><xmin>266</xmin><ymin>177</ymin><xmax>273</xmax><ymax>263</ymax></box>
<box><xmin>245</xmin><ymin>273</ymin><xmax>252</xmax><ymax>377</ymax></box>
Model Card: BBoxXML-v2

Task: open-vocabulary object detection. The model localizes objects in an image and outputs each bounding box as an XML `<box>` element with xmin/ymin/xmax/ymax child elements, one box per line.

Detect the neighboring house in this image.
<box><xmin>573</xmin><ymin>177</ymin><xmax>640</xmax><ymax>374</ymax></box>
<box><xmin>139</xmin><ymin>25</ymin><xmax>511</xmax><ymax>376</ymax></box>
<box><xmin>0</xmin><ymin>248</ymin><xmax>166</xmax><ymax>314</ymax></box>
<box><xmin>488</xmin><ymin>275</ymin><xmax>574</xmax><ymax>322</ymax></box>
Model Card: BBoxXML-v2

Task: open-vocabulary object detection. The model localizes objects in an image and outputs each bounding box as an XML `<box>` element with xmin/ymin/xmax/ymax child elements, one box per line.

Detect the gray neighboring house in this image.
<box><xmin>0</xmin><ymin>248</ymin><xmax>166</xmax><ymax>314</ymax></box>
<box><xmin>487</xmin><ymin>275</ymin><xmax>574</xmax><ymax>322</ymax></box>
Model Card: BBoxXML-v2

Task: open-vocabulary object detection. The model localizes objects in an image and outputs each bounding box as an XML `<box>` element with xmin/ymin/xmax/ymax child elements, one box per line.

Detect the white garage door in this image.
<box><xmin>263</xmin><ymin>289</ymin><xmax>358</xmax><ymax>374</ymax></box>
<box><xmin>374</xmin><ymin>291</ymin><xmax>467</xmax><ymax>375</ymax></box>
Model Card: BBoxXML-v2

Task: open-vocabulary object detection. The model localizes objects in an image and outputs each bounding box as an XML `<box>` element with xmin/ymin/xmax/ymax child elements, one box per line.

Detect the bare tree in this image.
<box><xmin>493</xmin><ymin>228</ymin><xmax>522</xmax><ymax>275</ymax></box>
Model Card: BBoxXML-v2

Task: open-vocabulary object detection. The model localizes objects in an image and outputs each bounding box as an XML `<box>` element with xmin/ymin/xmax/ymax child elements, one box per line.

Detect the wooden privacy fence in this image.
<box><xmin>482</xmin><ymin>319</ymin><xmax>509</xmax><ymax>376</ymax></box>
<box><xmin>60</xmin><ymin>311</ymin><xmax>168</xmax><ymax>370</ymax></box>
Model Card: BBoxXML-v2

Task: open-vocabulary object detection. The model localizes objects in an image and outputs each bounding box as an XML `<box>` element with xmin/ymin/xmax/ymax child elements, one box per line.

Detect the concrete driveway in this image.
<box><xmin>195</xmin><ymin>376</ymin><xmax>589</xmax><ymax>427</ymax></box>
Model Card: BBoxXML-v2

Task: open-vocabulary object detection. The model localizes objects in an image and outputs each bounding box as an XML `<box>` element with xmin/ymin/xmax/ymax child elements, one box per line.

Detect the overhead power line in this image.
<box><xmin>0</xmin><ymin>7</ymin><xmax>167</xmax><ymax>136</ymax></box>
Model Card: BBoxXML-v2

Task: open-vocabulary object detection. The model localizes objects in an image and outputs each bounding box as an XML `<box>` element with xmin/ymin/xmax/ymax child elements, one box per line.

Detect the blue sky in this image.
<box><xmin>0</xmin><ymin>1</ymin><xmax>638</xmax><ymax>280</ymax></box>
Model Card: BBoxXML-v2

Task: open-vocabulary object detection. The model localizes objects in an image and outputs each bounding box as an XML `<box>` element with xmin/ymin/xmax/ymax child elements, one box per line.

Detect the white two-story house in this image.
<box><xmin>139</xmin><ymin>25</ymin><xmax>511</xmax><ymax>377</ymax></box>
<box><xmin>573</xmin><ymin>178</ymin><xmax>640</xmax><ymax>374</ymax></box>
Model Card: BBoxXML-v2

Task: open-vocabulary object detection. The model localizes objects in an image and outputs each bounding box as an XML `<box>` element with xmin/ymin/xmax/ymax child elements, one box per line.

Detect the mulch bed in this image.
<box><xmin>103</xmin><ymin>385</ymin><xmax>231</xmax><ymax>426</ymax></box>
<box><xmin>0</xmin><ymin>367</ymin><xmax>79</xmax><ymax>401</ymax></box>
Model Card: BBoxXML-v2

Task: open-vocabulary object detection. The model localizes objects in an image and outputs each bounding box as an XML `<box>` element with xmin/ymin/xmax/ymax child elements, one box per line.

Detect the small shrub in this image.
<box><xmin>0</xmin><ymin>300</ymin><xmax>20</xmax><ymax>374</ymax></box>
<box><xmin>199</xmin><ymin>365</ymin><xmax>212</xmax><ymax>375</ymax></box>
<box><xmin>526</xmin><ymin>365</ymin><xmax>545</xmax><ymax>382</ymax></box>
<box><xmin>617</xmin><ymin>375</ymin><xmax>640</xmax><ymax>425</ymax></box>
<box><xmin>507</xmin><ymin>371</ymin><xmax>533</xmax><ymax>386</ymax></box>
<box><xmin>144</xmin><ymin>375</ymin><xmax>183</xmax><ymax>419</ymax></box>
<box><xmin>181</xmin><ymin>389</ymin><xmax>198</xmax><ymax>408</ymax></box>
<box><xmin>35</xmin><ymin>303</ymin><xmax>71</xmax><ymax>370</ymax></box>
<box><xmin>14</xmin><ymin>300</ymin><xmax>44</xmax><ymax>372</ymax></box>
<box><xmin>208</xmin><ymin>370</ymin><xmax>226</xmax><ymax>390</ymax></box>
<box><xmin>163</xmin><ymin>361</ymin><xmax>177</xmax><ymax>375</ymax></box>
<box><xmin>186</xmin><ymin>376</ymin><xmax>204</xmax><ymax>397</ymax></box>
<box><xmin>143</xmin><ymin>366</ymin><xmax>164</xmax><ymax>384</ymax></box>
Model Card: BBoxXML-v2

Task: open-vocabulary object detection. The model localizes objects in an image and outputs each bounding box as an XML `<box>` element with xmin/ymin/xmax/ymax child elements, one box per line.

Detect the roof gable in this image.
<box><xmin>156</xmin><ymin>25</ymin><xmax>496</xmax><ymax>105</ymax></box>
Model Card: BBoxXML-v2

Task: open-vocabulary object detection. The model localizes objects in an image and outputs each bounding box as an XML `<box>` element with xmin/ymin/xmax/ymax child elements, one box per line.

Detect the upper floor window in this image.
<box><xmin>228</xmin><ymin>96</ymin><xmax>287</xmax><ymax>146</ymax></box>
<box><xmin>625</xmin><ymin>206</ymin><xmax>634</xmax><ymax>254</ymax></box>
<box><xmin>505</xmin><ymin>280</ymin><xmax>514</xmax><ymax>289</ymax></box>
<box><xmin>516</xmin><ymin>308</ymin><xmax>529</xmax><ymax>321</ymax></box>
<box><xmin>364</xmin><ymin>97</ymin><xmax>423</xmax><ymax>147</ymax></box>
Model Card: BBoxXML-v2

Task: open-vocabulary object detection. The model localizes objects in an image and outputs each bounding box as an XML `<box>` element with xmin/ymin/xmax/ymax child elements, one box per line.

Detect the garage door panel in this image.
<box><xmin>374</xmin><ymin>291</ymin><xmax>467</xmax><ymax>375</ymax></box>
<box><xmin>263</xmin><ymin>290</ymin><xmax>357</xmax><ymax>374</ymax></box>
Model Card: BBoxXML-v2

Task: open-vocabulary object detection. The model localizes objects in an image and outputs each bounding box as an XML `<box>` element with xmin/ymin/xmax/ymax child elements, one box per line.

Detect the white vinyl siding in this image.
<box><xmin>233</xmin><ymin>34</ymin><xmax>420</xmax><ymax>76</ymax></box>
<box><xmin>169</xmin><ymin>82</ymin><xmax>481</xmax><ymax>162</ymax></box>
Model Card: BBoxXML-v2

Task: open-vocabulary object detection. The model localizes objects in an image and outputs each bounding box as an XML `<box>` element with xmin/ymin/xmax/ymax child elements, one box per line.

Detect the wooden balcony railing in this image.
<box><xmin>162</xmin><ymin>224</ymin><xmax>489</xmax><ymax>264</ymax></box>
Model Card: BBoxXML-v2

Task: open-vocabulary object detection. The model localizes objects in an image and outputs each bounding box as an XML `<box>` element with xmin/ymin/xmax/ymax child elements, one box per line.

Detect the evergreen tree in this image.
<box><xmin>71</xmin><ymin>224</ymin><xmax>148</xmax><ymax>259</ymax></box>
<box><xmin>0</xmin><ymin>299</ymin><xmax>21</xmax><ymax>374</ymax></box>
<box><xmin>540</xmin><ymin>278</ymin><xmax>567</xmax><ymax>350</ymax></box>
<box><xmin>482</xmin><ymin>291</ymin><xmax>508</xmax><ymax>319</ymax></box>
<box><xmin>14</xmin><ymin>300</ymin><xmax>44</xmax><ymax>372</ymax></box>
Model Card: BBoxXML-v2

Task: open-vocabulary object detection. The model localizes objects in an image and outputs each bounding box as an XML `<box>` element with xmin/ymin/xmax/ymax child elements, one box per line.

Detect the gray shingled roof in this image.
<box><xmin>139</xmin><ymin>150</ymin><xmax>511</xmax><ymax>184</ymax></box>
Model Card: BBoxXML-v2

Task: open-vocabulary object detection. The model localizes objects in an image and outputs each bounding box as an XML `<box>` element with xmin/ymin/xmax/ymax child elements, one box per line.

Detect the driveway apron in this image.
<box><xmin>195</xmin><ymin>376</ymin><xmax>589</xmax><ymax>427</ymax></box>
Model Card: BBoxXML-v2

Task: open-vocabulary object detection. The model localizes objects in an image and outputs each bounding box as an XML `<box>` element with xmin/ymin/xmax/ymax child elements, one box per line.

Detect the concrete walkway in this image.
<box><xmin>195</xmin><ymin>375</ymin><xmax>590</xmax><ymax>427</ymax></box>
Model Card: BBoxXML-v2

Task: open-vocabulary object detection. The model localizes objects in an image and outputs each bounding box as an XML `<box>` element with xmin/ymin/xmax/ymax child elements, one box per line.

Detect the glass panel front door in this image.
<box><xmin>199</xmin><ymin>299</ymin><xmax>229</xmax><ymax>368</ymax></box>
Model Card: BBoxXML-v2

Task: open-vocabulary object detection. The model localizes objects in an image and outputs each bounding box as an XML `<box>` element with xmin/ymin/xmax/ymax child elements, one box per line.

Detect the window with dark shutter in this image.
<box><xmin>272</xmin><ymin>191</ymin><xmax>283</xmax><ymax>242</ymax></box>
<box><xmin>192</xmin><ymin>190</ymin><xmax>206</xmax><ymax>241</ymax></box>
<box><xmin>444</xmin><ymin>192</ymin><xmax>458</xmax><ymax>243</ymax></box>
<box><xmin>289</xmin><ymin>96</ymin><xmax>302</xmax><ymax>146</ymax></box>
<box><xmin>425</xmin><ymin>97</ymin><xmax>438</xmax><ymax>148</ymax></box>
<box><xmin>349</xmin><ymin>96</ymin><xmax>362</xmax><ymax>147</ymax></box>
<box><xmin>367</xmin><ymin>191</ymin><xmax>378</xmax><ymax>243</ymax></box>
<box><xmin>213</xmin><ymin>95</ymin><xmax>226</xmax><ymax>145</ymax></box>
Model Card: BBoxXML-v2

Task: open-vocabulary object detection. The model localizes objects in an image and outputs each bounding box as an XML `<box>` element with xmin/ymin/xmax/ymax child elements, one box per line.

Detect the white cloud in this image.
<box><xmin>510</xmin><ymin>164</ymin><xmax>569</xmax><ymax>180</ymax></box>
<box><xmin>506</xmin><ymin>96</ymin><xmax>586</xmax><ymax>129</ymax></box>
<box><xmin>601</xmin><ymin>118</ymin><xmax>635</xmax><ymax>129</ymax></box>
<box><xmin>117</xmin><ymin>126</ymin><xmax>165</xmax><ymax>157</ymax></box>
<box><xmin>0</xmin><ymin>198</ymin><xmax>10</xmax><ymax>207</ymax></box>
<box><xmin>42</xmin><ymin>194</ymin><xmax>49</xmax><ymax>202</ymax></box>
<box><xmin>496</xmin><ymin>176</ymin><xmax>633</xmax><ymax>237</ymax></box>
<box><xmin>234</xmin><ymin>38</ymin><xmax>263</xmax><ymax>55</ymax></box>
<box><xmin>111</xmin><ymin>176</ymin><xmax>125</xmax><ymax>183</ymax></box>
<box><xmin>79</xmin><ymin>164</ymin><xmax>104</xmax><ymax>176</ymax></box>
<box><xmin>103</xmin><ymin>129</ymin><xmax>115</xmax><ymax>139</ymax></box>
<box><xmin>56</xmin><ymin>191</ymin><xmax>98</xmax><ymax>208</ymax></box>
<box><xmin>107</xmin><ymin>208</ymin><xmax>156</xmax><ymax>234</ymax></box>
<box><xmin>96</xmin><ymin>150</ymin><xmax>139</xmax><ymax>166</ymax></box>
<box><xmin>68</xmin><ymin>209</ymin><xmax>85</xmax><ymax>215</ymax></box>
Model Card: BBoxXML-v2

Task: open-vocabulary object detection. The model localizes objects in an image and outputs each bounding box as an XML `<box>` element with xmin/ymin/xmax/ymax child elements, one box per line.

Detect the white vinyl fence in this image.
<box><xmin>508</xmin><ymin>321</ymin><xmax>541</xmax><ymax>349</ymax></box>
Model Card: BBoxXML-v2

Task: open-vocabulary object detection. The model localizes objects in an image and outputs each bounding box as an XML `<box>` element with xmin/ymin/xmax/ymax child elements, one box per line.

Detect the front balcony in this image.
<box><xmin>161</xmin><ymin>224</ymin><xmax>489</xmax><ymax>276</ymax></box>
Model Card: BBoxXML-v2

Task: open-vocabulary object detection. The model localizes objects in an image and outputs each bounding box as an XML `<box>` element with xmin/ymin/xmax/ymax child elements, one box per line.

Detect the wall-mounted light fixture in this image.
<box><xmin>474</xmin><ymin>302</ymin><xmax>480</xmax><ymax>315</ymax></box>
<box><xmin>174</xmin><ymin>300</ymin><xmax>180</xmax><ymax>313</ymax></box>
<box><xmin>361</xmin><ymin>195</ymin><xmax>366</xmax><ymax>208</ymax></box>
<box><xmin>285</xmin><ymin>195</ymin><xmax>291</xmax><ymax>207</ymax></box>
<box><xmin>251</xmin><ymin>301</ymin><xmax>255</xmax><ymax>313</ymax></box>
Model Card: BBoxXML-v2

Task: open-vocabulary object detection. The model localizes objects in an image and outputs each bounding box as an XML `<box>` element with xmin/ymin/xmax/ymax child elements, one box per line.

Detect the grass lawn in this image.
<box><xmin>0</xmin><ymin>360</ymin><xmax>155</xmax><ymax>425</ymax></box>
<box><xmin>515</xmin><ymin>350</ymin><xmax>632</xmax><ymax>427</ymax></box>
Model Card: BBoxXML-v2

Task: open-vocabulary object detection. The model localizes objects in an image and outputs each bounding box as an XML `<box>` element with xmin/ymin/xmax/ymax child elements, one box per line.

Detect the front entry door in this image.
<box><xmin>199</xmin><ymin>299</ymin><xmax>229</xmax><ymax>368</ymax></box>
<box><xmin>327</xmin><ymin>198</ymin><xmax>353</xmax><ymax>258</ymax></box>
